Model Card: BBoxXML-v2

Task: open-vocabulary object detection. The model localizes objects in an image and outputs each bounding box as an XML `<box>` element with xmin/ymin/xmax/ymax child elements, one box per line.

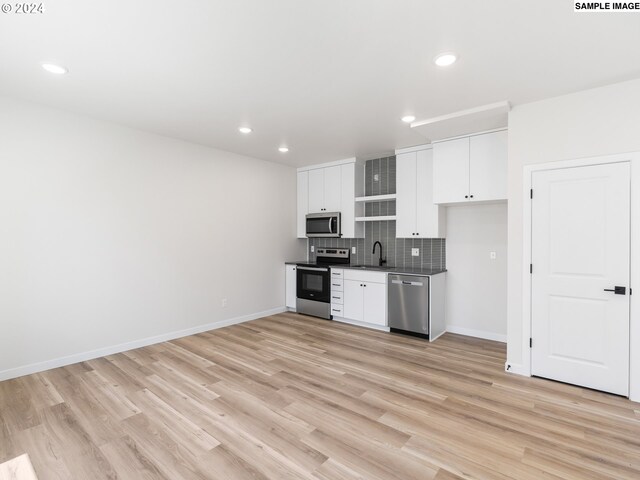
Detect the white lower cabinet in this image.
<box><xmin>285</xmin><ymin>265</ymin><xmax>297</xmax><ymax>310</ymax></box>
<box><xmin>343</xmin><ymin>280</ymin><xmax>364</xmax><ymax>321</ymax></box>
<box><xmin>341</xmin><ymin>270</ymin><xmax>387</xmax><ymax>327</ymax></box>
<box><xmin>363</xmin><ymin>282</ymin><xmax>387</xmax><ymax>326</ymax></box>
<box><xmin>330</xmin><ymin>269</ymin><xmax>345</xmax><ymax>317</ymax></box>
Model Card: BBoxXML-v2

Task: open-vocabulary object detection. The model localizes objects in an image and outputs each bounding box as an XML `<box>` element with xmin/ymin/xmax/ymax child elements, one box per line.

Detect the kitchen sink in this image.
<box><xmin>350</xmin><ymin>265</ymin><xmax>394</xmax><ymax>270</ymax></box>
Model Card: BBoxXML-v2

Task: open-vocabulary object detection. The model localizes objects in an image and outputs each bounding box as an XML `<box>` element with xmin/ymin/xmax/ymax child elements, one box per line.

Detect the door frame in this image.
<box><xmin>519</xmin><ymin>152</ymin><xmax>640</xmax><ymax>402</ymax></box>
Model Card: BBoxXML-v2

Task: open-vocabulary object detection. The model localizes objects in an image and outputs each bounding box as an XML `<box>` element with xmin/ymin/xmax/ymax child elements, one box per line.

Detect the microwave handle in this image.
<box><xmin>328</xmin><ymin>218</ymin><xmax>333</xmax><ymax>234</ymax></box>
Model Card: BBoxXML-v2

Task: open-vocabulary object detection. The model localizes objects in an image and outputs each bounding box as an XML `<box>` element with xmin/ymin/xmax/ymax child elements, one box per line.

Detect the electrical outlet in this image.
<box><xmin>374</xmin><ymin>174</ymin><xmax>379</xmax><ymax>181</ymax></box>
<box><xmin>490</xmin><ymin>251</ymin><xmax>497</xmax><ymax>260</ymax></box>
<box><xmin>311</xmin><ymin>245</ymin><xmax>314</xmax><ymax>253</ymax></box>
<box><xmin>221</xmin><ymin>298</ymin><xmax>227</xmax><ymax>308</ymax></box>
<box><xmin>352</xmin><ymin>246</ymin><xmax>356</xmax><ymax>254</ymax></box>
<box><xmin>412</xmin><ymin>248</ymin><xmax>419</xmax><ymax>257</ymax></box>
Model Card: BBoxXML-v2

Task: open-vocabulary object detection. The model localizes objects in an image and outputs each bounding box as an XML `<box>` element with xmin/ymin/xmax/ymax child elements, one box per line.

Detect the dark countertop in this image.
<box><xmin>285</xmin><ymin>261</ymin><xmax>446</xmax><ymax>276</ymax></box>
<box><xmin>340</xmin><ymin>265</ymin><xmax>446</xmax><ymax>276</ymax></box>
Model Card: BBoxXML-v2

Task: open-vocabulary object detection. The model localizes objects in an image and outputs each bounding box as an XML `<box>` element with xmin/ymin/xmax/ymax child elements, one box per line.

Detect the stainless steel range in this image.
<box><xmin>296</xmin><ymin>248</ymin><xmax>350</xmax><ymax>319</ymax></box>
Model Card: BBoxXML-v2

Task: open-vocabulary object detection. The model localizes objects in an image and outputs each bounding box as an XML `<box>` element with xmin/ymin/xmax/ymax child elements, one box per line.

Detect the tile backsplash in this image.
<box><xmin>308</xmin><ymin>156</ymin><xmax>446</xmax><ymax>270</ymax></box>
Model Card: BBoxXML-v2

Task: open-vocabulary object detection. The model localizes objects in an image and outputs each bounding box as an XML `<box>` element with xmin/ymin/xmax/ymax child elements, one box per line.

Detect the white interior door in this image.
<box><xmin>531</xmin><ymin>162</ymin><xmax>630</xmax><ymax>396</ymax></box>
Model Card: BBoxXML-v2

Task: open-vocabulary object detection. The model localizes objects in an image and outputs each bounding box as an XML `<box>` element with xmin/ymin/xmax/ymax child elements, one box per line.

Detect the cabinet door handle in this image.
<box><xmin>470</xmin><ymin>195</ymin><xmax>474</xmax><ymax>199</ymax></box>
<box><xmin>465</xmin><ymin>195</ymin><xmax>469</xmax><ymax>199</ymax></box>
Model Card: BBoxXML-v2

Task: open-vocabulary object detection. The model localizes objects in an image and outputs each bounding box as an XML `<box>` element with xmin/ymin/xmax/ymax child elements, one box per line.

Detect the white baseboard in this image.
<box><xmin>504</xmin><ymin>362</ymin><xmax>530</xmax><ymax>376</ymax></box>
<box><xmin>446</xmin><ymin>325</ymin><xmax>507</xmax><ymax>343</ymax></box>
<box><xmin>0</xmin><ymin>307</ymin><xmax>286</xmax><ymax>382</ymax></box>
<box><xmin>332</xmin><ymin>316</ymin><xmax>390</xmax><ymax>332</ymax></box>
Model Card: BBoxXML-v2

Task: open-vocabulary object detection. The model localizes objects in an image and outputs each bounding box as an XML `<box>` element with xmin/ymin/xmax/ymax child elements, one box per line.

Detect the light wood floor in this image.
<box><xmin>1</xmin><ymin>313</ymin><xmax>640</xmax><ymax>480</ymax></box>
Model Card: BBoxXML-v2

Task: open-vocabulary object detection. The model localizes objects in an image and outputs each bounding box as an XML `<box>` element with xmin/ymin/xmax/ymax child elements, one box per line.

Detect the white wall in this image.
<box><xmin>507</xmin><ymin>78</ymin><xmax>640</xmax><ymax>371</ymax></box>
<box><xmin>0</xmin><ymin>97</ymin><xmax>305</xmax><ymax>380</ymax></box>
<box><xmin>445</xmin><ymin>203</ymin><xmax>507</xmax><ymax>342</ymax></box>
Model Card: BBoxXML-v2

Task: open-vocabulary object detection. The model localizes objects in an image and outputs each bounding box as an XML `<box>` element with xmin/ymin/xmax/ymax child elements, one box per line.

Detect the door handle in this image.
<box><xmin>604</xmin><ymin>286</ymin><xmax>626</xmax><ymax>295</ymax></box>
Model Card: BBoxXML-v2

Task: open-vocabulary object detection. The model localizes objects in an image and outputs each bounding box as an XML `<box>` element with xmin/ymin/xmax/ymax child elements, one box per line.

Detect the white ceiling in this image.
<box><xmin>1</xmin><ymin>0</ymin><xmax>639</xmax><ymax>167</ymax></box>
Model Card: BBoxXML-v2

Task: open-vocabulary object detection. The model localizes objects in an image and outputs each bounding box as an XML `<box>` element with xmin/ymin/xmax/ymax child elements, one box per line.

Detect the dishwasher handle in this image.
<box><xmin>391</xmin><ymin>279</ymin><xmax>424</xmax><ymax>286</ymax></box>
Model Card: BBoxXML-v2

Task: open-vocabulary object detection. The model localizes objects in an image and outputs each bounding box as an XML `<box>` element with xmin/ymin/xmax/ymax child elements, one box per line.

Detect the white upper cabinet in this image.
<box><xmin>323</xmin><ymin>166</ymin><xmax>342</xmax><ymax>212</ymax></box>
<box><xmin>297</xmin><ymin>171</ymin><xmax>309</xmax><ymax>239</ymax></box>
<box><xmin>396</xmin><ymin>147</ymin><xmax>445</xmax><ymax>238</ymax></box>
<box><xmin>297</xmin><ymin>159</ymin><xmax>364</xmax><ymax>239</ymax></box>
<box><xmin>433</xmin><ymin>129</ymin><xmax>507</xmax><ymax>205</ymax></box>
<box><xmin>308</xmin><ymin>168</ymin><xmax>325</xmax><ymax>213</ymax></box>
<box><xmin>308</xmin><ymin>165</ymin><xmax>342</xmax><ymax>213</ymax></box>
<box><xmin>340</xmin><ymin>163</ymin><xmax>364</xmax><ymax>239</ymax></box>
<box><xmin>433</xmin><ymin>137</ymin><xmax>470</xmax><ymax>204</ymax></box>
<box><xmin>396</xmin><ymin>151</ymin><xmax>417</xmax><ymax>238</ymax></box>
<box><xmin>469</xmin><ymin>129</ymin><xmax>508</xmax><ymax>202</ymax></box>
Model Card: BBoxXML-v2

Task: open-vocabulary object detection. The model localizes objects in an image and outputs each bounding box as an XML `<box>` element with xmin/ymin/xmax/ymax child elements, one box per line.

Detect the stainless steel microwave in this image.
<box><xmin>306</xmin><ymin>212</ymin><xmax>341</xmax><ymax>238</ymax></box>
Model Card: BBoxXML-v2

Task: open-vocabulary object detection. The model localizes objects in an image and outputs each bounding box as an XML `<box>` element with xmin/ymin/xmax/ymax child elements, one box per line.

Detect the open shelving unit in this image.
<box><xmin>355</xmin><ymin>215</ymin><xmax>396</xmax><ymax>222</ymax></box>
<box><xmin>355</xmin><ymin>193</ymin><xmax>397</xmax><ymax>203</ymax></box>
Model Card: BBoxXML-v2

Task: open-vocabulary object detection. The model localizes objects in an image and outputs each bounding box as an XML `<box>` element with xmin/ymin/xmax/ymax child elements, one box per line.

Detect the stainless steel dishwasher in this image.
<box><xmin>388</xmin><ymin>273</ymin><xmax>447</xmax><ymax>341</ymax></box>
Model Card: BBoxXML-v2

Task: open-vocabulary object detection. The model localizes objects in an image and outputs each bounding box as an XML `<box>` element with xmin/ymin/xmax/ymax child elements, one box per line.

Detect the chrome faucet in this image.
<box><xmin>372</xmin><ymin>241</ymin><xmax>386</xmax><ymax>267</ymax></box>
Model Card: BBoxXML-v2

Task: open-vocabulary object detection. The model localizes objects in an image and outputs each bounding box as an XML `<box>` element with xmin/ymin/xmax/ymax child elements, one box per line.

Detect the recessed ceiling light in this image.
<box><xmin>41</xmin><ymin>63</ymin><xmax>68</xmax><ymax>75</ymax></box>
<box><xmin>238</xmin><ymin>126</ymin><xmax>252</xmax><ymax>134</ymax></box>
<box><xmin>401</xmin><ymin>115</ymin><xmax>416</xmax><ymax>123</ymax></box>
<box><xmin>279</xmin><ymin>146</ymin><xmax>289</xmax><ymax>153</ymax></box>
<box><xmin>434</xmin><ymin>52</ymin><xmax>457</xmax><ymax>67</ymax></box>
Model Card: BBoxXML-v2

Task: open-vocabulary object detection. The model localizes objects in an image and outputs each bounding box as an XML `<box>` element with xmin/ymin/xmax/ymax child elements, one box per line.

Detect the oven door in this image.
<box><xmin>306</xmin><ymin>213</ymin><xmax>341</xmax><ymax>238</ymax></box>
<box><xmin>296</xmin><ymin>266</ymin><xmax>330</xmax><ymax>303</ymax></box>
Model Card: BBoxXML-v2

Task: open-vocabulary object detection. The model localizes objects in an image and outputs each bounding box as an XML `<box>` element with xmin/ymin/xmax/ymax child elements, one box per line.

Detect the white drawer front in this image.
<box><xmin>330</xmin><ymin>304</ymin><xmax>344</xmax><ymax>317</ymax></box>
<box><xmin>330</xmin><ymin>269</ymin><xmax>344</xmax><ymax>279</ymax></box>
<box><xmin>330</xmin><ymin>291</ymin><xmax>344</xmax><ymax>304</ymax></box>
<box><xmin>343</xmin><ymin>269</ymin><xmax>387</xmax><ymax>284</ymax></box>
<box><xmin>330</xmin><ymin>279</ymin><xmax>344</xmax><ymax>291</ymax></box>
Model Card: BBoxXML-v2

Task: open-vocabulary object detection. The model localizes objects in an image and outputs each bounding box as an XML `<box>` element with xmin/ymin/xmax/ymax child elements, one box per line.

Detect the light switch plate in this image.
<box><xmin>352</xmin><ymin>246</ymin><xmax>356</xmax><ymax>254</ymax></box>
<box><xmin>412</xmin><ymin>248</ymin><xmax>419</xmax><ymax>257</ymax></box>
<box><xmin>311</xmin><ymin>245</ymin><xmax>314</xmax><ymax>253</ymax></box>
<box><xmin>490</xmin><ymin>251</ymin><xmax>497</xmax><ymax>260</ymax></box>
<box><xmin>374</xmin><ymin>174</ymin><xmax>379</xmax><ymax>181</ymax></box>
